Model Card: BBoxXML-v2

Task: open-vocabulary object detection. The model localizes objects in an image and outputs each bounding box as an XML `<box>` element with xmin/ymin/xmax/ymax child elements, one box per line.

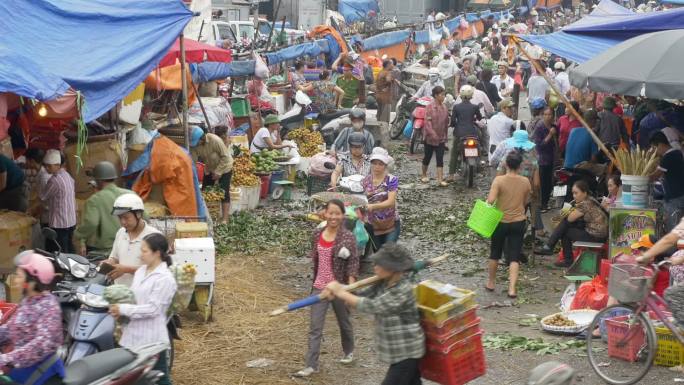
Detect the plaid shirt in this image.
<box><xmin>357</xmin><ymin>276</ymin><xmax>425</xmax><ymax>364</ymax></box>
<box><xmin>40</xmin><ymin>168</ymin><xmax>76</xmax><ymax>229</ymax></box>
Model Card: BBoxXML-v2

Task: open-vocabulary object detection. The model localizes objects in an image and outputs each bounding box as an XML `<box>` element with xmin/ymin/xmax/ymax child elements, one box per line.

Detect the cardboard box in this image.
<box><xmin>5</xmin><ymin>276</ymin><xmax>22</xmax><ymax>304</ymax></box>
<box><xmin>64</xmin><ymin>138</ymin><xmax>123</xmax><ymax>198</ymax></box>
<box><xmin>175</xmin><ymin>222</ymin><xmax>208</xmax><ymax>239</ymax></box>
<box><xmin>0</xmin><ymin>211</ymin><xmax>35</xmax><ymax>271</ymax></box>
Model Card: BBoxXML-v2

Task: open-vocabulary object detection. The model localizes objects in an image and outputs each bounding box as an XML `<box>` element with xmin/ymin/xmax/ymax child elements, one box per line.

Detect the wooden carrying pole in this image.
<box><xmin>270</xmin><ymin>254</ymin><xmax>449</xmax><ymax>316</ymax></box>
<box><xmin>180</xmin><ymin>35</ymin><xmax>190</xmax><ymax>149</ymax></box>
<box><xmin>511</xmin><ymin>36</ymin><xmax>616</xmax><ymax>165</ymax></box>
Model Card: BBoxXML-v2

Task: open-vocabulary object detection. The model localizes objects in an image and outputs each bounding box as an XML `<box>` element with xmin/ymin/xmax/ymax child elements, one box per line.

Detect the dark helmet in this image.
<box><xmin>350</xmin><ymin>108</ymin><xmax>366</xmax><ymax>121</ymax></box>
<box><xmin>348</xmin><ymin>132</ymin><xmax>366</xmax><ymax>146</ymax></box>
<box><xmin>92</xmin><ymin>161</ymin><xmax>118</xmax><ymax>181</ymax></box>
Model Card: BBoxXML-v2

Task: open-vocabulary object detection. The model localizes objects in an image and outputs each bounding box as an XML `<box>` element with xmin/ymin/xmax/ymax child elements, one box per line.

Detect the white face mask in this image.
<box><xmin>429</xmin><ymin>75</ymin><xmax>439</xmax><ymax>84</ymax></box>
<box><xmin>352</xmin><ymin>122</ymin><xmax>364</xmax><ymax>130</ymax></box>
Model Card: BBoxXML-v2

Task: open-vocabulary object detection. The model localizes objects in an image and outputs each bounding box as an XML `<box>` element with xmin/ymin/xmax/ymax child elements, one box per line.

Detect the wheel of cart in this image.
<box><xmin>149</xmin><ymin>216</ymin><xmax>215</xmax><ymax>322</ymax></box>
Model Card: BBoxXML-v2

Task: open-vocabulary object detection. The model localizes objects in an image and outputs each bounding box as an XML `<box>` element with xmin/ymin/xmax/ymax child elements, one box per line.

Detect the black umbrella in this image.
<box><xmin>569</xmin><ymin>29</ymin><xmax>684</xmax><ymax>99</ymax></box>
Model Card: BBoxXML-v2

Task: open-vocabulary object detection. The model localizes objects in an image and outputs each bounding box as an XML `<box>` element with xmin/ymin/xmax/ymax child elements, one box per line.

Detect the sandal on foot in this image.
<box><xmin>420</xmin><ymin>177</ymin><xmax>430</xmax><ymax>183</ymax></box>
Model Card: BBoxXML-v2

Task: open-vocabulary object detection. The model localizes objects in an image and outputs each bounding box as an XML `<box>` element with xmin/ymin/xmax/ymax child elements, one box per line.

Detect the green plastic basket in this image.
<box><xmin>230</xmin><ymin>98</ymin><xmax>251</xmax><ymax>117</ymax></box>
<box><xmin>467</xmin><ymin>199</ymin><xmax>504</xmax><ymax>238</ymax></box>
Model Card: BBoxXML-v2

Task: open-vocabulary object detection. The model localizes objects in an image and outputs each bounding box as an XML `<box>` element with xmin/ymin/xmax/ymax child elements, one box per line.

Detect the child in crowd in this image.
<box><xmin>323</xmin><ymin>243</ymin><xmax>425</xmax><ymax>385</ymax></box>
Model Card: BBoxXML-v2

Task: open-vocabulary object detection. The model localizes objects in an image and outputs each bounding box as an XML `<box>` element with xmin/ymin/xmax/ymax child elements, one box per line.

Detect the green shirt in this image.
<box><xmin>336</xmin><ymin>76</ymin><xmax>361</xmax><ymax>108</ymax></box>
<box><xmin>73</xmin><ymin>183</ymin><xmax>133</xmax><ymax>251</ymax></box>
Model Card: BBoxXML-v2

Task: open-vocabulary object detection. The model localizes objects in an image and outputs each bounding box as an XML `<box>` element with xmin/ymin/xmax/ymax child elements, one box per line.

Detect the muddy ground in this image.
<box><xmin>172</xmin><ymin>123</ymin><xmax>678</xmax><ymax>385</ymax></box>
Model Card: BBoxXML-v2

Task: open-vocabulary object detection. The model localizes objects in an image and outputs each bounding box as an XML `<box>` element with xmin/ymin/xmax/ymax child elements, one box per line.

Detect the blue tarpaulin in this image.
<box><xmin>265</xmin><ymin>39</ymin><xmax>330</xmax><ymax>66</ymax></box>
<box><xmin>521</xmin><ymin>33</ymin><xmax>621</xmax><ymax>63</ymax></box>
<box><xmin>191</xmin><ymin>61</ymin><xmax>257</xmax><ymax>83</ymax></box>
<box><xmin>519</xmin><ymin>1</ymin><xmax>684</xmax><ymax>62</ymax></box>
<box><xmin>0</xmin><ymin>0</ymin><xmax>192</xmax><ymax>121</ymax></box>
<box><xmin>339</xmin><ymin>0</ymin><xmax>380</xmax><ymax>23</ymax></box>
<box><xmin>0</xmin><ymin>48</ymin><xmax>70</xmax><ymax>102</ymax></box>
<box><xmin>662</xmin><ymin>0</ymin><xmax>684</xmax><ymax>4</ymax></box>
<box><xmin>414</xmin><ymin>30</ymin><xmax>430</xmax><ymax>45</ymax></box>
<box><xmin>444</xmin><ymin>17</ymin><xmax>462</xmax><ymax>32</ymax></box>
<box><xmin>361</xmin><ymin>30</ymin><xmax>411</xmax><ymax>50</ymax></box>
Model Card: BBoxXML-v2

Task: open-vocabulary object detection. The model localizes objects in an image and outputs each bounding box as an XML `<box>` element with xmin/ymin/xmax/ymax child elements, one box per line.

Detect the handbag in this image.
<box><xmin>371</xmin><ymin>216</ymin><xmax>396</xmax><ymax>235</ymax></box>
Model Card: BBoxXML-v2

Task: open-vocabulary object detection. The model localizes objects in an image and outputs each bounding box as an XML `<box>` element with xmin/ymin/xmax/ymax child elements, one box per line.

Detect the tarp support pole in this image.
<box><xmin>266</xmin><ymin>0</ymin><xmax>283</xmax><ymax>52</ymax></box>
<box><xmin>511</xmin><ymin>36</ymin><xmax>616</xmax><ymax>164</ymax></box>
<box><xmin>180</xmin><ymin>34</ymin><xmax>190</xmax><ymax>149</ymax></box>
<box><xmin>191</xmin><ymin>81</ymin><xmax>212</xmax><ymax>132</ymax></box>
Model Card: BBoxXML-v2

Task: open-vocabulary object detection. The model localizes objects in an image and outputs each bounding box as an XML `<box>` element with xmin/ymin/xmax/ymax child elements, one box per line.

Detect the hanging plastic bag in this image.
<box><xmin>353</xmin><ymin>219</ymin><xmax>369</xmax><ymax>250</ymax></box>
<box><xmin>560</xmin><ymin>283</ymin><xmax>576</xmax><ymax>312</ymax></box>
<box><xmin>403</xmin><ymin>119</ymin><xmax>414</xmax><ymax>139</ymax></box>
<box><xmin>254</xmin><ymin>52</ymin><xmax>270</xmax><ymax>79</ymax></box>
<box><xmin>570</xmin><ymin>276</ymin><xmax>608</xmax><ymax>311</ymax></box>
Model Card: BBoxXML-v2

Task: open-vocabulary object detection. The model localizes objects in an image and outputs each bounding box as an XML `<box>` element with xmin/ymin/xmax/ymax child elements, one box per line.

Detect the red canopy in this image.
<box><xmin>159</xmin><ymin>38</ymin><xmax>232</xmax><ymax>67</ymax></box>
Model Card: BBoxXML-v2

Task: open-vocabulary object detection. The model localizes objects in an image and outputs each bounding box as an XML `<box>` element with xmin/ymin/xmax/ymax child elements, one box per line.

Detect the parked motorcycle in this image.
<box><xmin>409</xmin><ymin>97</ymin><xmax>432</xmax><ymax>154</ymax></box>
<box><xmin>553</xmin><ymin>165</ymin><xmax>604</xmax><ymax>206</ymax></box>
<box><xmin>279</xmin><ymin>91</ymin><xmax>312</xmax><ymax>139</ymax></box>
<box><xmin>22</xmin><ymin>342</ymin><xmax>168</xmax><ymax>385</ymax></box>
<box><xmin>461</xmin><ymin>136</ymin><xmax>480</xmax><ymax>188</ymax></box>
<box><xmin>390</xmin><ymin>84</ymin><xmax>418</xmax><ymax>139</ymax></box>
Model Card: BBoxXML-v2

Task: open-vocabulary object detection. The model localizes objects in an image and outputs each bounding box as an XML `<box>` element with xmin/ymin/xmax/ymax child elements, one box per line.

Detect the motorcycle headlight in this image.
<box><xmin>76</xmin><ymin>292</ymin><xmax>109</xmax><ymax>308</ymax></box>
<box><xmin>69</xmin><ymin>260</ymin><xmax>90</xmax><ymax>279</ymax></box>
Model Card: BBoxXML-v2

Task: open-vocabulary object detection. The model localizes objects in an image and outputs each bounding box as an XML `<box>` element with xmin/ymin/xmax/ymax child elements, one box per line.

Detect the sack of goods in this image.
<box><xmin>169</xmin><ymin>263</ymin><xmax>198</xmax><ymax>314</ymax></box>
<box><xmin>416</xmin><ymin>280</ymin><xmax>486</xmax><ymax>385</ymax></box>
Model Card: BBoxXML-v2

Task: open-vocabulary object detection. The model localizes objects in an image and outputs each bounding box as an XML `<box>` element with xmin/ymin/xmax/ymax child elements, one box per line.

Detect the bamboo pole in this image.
<box><xmin>180</xmin><ymin>35</ymin><xmax>190</xmax><ymax>149</ymax></box>
<box><xmin>270</xmin><ymin>254</ymin><xmax>449</xmax><ymax>316</ymax></box>
<box><xmin>510</xmin><ymin>36</ymin><xmax>617</xmax><ymax>165</ymax></box>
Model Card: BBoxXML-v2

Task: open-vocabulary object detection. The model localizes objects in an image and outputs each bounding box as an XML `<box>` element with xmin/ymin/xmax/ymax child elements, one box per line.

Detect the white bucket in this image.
<box><xmin>621</xmin><ymin>175</ymin><xmax>649</xmax><ymax>208</ymax></box>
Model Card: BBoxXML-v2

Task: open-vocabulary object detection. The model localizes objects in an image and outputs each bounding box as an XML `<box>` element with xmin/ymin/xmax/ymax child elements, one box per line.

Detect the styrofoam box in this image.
<box><xmin>173</xmin><ymin>237</ymin><xmax>215</xmax><ymax>283</ymax></box>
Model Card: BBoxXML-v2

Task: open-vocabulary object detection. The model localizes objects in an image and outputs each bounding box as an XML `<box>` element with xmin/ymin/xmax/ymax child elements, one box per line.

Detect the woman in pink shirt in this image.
<box><xmin>296</xmin><ymin>199</ymin><xmax>360</xmax><ymax>378</ymax></box>
<box><xmin>558</xmin><ymin>101</ymin><xmax>582</xmax><ymax>156</ymax></box>
<box><xmin>421</xmin><ymin>86</ymin><xmax>450</xmax><ymax>186</ymax></box>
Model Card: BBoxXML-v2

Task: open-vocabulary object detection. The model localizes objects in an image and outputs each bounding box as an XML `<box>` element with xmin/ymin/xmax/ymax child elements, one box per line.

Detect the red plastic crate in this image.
<box><xmin>425</xmin><ymin>318</ymin><xmax>481</xmax><ymax>353</ymax></box>
<box><xmin>421</xmin><ymin>332</ymin><xmax>486</xmax><ymax>385</ymax></box>
<box><xmin>0</xmin><ymin>302</ymin><xmax>17</xmax><ymax>324</ymax></box>
<box><xmin>421</xmin><ymin>305</ymin><xmax>478</xmax><ymax>333</ymax></box>
<box><xmin>605</xmin><ymin>315</ymin><xmax>646</xmax><ymax>362</ymax></box>
<box><xmin>600</xmin><ymin>259</ymin><xmax>611</xmax><ymax>284</ymax></box>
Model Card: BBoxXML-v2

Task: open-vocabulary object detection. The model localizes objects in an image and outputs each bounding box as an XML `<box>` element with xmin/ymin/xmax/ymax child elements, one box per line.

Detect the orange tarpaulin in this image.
<box><xmin>132</xmin><ymin>135</ymin><xmax>198</xmax><ymax>217</ymax></box>
<box><xmin>144</xmin><ymin>63</ymin><xmax>197</xmax><ymax>105</ymax></box>
<box><xmin>308</xmin><ymin>26</ymin><xmax>349</xmax><ymax>55</ymax></box>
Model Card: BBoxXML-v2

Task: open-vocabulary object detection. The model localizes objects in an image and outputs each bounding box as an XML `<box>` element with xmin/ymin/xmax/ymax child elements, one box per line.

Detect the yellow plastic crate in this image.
<box><xmin>655</xmin><ymin>325</ymin><xmax>684</xmax><ymax>367</ymax></box>
<box><xmin>415</xmin><ymin>280</ymin><xmax>476</xmax><ymax>325</ymax></box>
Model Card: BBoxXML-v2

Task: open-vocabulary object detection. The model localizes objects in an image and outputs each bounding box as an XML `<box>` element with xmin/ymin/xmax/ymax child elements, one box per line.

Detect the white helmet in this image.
<box><xmin>435</xmin><ymin>12</ymin><xmax>446</xmax><ymax>21</ymax></box>
<box><xmin>112</xmin><ymin>193</ymin><xmax>145</xmax><ymax>216</ymax></box>
<box><xmin>460</xmin><ymin>47</ymin><xmax>472</xmax><ymax>57</ymax></box>
<box><xmin>554</xmin><ymin>61</ymin><xmax>566</xmax><ymax>71</ymax></box>
<box><xmin>460</xmin><ymin>85</ymin><xmax>475</xmax><ymax>99</ymax></box>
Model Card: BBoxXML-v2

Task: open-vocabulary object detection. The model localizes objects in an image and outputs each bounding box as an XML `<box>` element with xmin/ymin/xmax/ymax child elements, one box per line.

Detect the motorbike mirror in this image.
<box><xmin>323</xmin><ymin>161</ymin><xmax>336</xmax><ymax>170</ymax></box>
<box><xmin>42</xmin><ymin>228</ymin><xmax>58</xmax><ymax>241</ymax></box>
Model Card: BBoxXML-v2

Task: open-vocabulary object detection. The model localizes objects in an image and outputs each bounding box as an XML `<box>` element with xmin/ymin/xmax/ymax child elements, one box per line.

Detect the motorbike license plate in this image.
<box><xmin>464</xmin><ymin>148</ymin><xmax>478</xmax><ymax>157</ymax></box>
<box><xmin>553</xmin><ymin>185</ymin><xmax>567</xmax><ymax>197</ymax></box>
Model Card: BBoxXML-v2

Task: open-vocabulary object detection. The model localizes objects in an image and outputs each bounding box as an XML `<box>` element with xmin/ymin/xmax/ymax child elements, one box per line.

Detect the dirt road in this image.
<box><xmin>173</xmin><ymin>140</ymin><xmax>677</xmax><ymax>385</ymax></box>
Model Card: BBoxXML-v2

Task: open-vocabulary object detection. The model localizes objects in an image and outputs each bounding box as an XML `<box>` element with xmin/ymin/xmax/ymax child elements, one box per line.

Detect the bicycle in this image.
<box><xmin>586</xmin><ymin>261</ymin><xmax>679</xmax><ymax>384</ymax></box>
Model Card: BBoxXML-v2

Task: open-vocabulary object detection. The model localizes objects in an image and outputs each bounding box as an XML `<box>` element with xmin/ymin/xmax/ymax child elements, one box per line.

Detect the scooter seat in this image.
<box><xmin>63</xmin><ymin>348</ymin><xmax>136</xmax><ymax>385</ymax></box>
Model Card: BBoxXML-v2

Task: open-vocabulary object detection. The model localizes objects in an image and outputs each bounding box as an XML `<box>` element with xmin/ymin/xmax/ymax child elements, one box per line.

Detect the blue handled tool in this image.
<box><xmin>269</xmin><ymin>254</ymin><xmax>448</xmax><ymax>316</ymax></box>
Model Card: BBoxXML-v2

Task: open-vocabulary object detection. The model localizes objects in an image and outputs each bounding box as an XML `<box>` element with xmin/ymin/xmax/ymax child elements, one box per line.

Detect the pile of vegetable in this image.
<box><xmin>483</xmin><ymin>333</ymin><xmax>586</xmax><ymax>355</ymax></box>
<box><xmin>287</xmin><ymin>127</ymin><xmax>324</xmax><ymax>157</ymax></box>
<box><xmin>544</xmin><ymin>314</ymin><xmax>576</xmax><ymax>327</ymax></box>
<box><xmin>252</xmin><ymin>150</ymin><xmax>282</xmax><ymax>174</ymax></box>
<box><xmin>170</xmin><ymin>263</ymin><xmax>197</xmax><ymax>313</ymax></box>
<box><xmin>613</xmin><ymin>146</ymin><xmax>659</xmax><ymax>175</ymax></box>
<box><xmin>232</xmin><ymin>147</ymin><xmax>260</xmax><ymax>187</ymax></box>
<box><xmin>214</xmin><ymin>211</ymin><xmax>312</xmax><ymax>256</ymax></box>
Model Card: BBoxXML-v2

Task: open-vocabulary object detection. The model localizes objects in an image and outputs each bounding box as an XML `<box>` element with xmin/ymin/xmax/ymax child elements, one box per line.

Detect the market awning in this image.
<box><xmin>0</xmin><ymin>0</ymin><xmax>192</xmax><ymax>121</ymax></box>
<box><xmin>517</xmin><ymin>1</ymin><xmax>684</xmax><ymax>62</ymax></box>
<box><xmin>160</xmin><ymin>38</ymin><xmax>233</xmax><ymax>67</ymax></box>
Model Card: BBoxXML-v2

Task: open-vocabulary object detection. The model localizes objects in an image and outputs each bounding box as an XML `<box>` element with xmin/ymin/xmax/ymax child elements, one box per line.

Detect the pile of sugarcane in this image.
<box><xmin>613</xmin><ymin>146</ymin><xmax>660</xmax><ymax>176</ymax></box>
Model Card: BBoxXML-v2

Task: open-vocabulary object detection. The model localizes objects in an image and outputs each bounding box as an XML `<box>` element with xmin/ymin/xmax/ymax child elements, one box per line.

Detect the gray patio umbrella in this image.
<box><xmin>569</xmin><ymin>29</ymin><xmax>684</xmax><ymax>99</ymax></box>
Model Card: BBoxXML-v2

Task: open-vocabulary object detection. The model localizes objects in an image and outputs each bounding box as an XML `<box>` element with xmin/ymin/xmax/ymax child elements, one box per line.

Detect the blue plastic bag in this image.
<box><xmin>403</xmin><ymin>119</ymin><xmax>413</xmax><ymax>139</ymax></box>
<box><xmin>353</xmin><ymin>219</ymin><xmax>369</xmax><ymax>250</ymax></box>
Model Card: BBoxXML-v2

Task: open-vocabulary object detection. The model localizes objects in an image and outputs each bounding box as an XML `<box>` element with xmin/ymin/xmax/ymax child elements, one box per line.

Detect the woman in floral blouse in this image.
<box><xmin>537</xmin><ymin>180</ymin><xmax>608</xmax><ymax>267</ymax></box>
<box><xmin>363</xmin><ymin>147</ymin><xmax>400</xmax><ymax>249</ymax></box>
<box><xmin>295</xmin><ymin>199</ymin><xmax>359</xmax><ymax>378</ymax></box>
<box><xmin>0</xmin><ymin>251</ymin><xmax>64</xmax><ymax>385</ymax></box>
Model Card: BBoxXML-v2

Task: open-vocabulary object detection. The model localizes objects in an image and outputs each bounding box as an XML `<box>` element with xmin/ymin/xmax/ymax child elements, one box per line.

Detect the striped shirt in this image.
<box><xmin>39</xmin><ymin>169</ymin><xmax>76</xmax><ymax>229</ymax></box>
<box><xmin>118</xmin><ymin>263</ymin><xmax>177</xmax><ymax>349</ymax></box>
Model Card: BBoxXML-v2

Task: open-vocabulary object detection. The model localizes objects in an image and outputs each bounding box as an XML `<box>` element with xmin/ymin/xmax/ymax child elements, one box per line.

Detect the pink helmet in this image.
<box><xmin>14</xmin><ymin>251</ymin><xmax>55</xmax><ymax>285</ymax></box>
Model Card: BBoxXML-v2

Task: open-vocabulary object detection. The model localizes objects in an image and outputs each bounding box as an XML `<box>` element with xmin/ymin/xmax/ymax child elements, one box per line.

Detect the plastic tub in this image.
<box><xmin>269</xmin><ymin>170</ymin><xmax>285</xmax><ymax>194</ymax></box>
<box><xmin>621</xmin><ymin>175</ymin><xmax>649</xmax><ymax>208</ymax></box>
<box><xmin>258</xmin><ymin>174</ymin><xmax>271</xmax><ymax>199</ymax></box>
